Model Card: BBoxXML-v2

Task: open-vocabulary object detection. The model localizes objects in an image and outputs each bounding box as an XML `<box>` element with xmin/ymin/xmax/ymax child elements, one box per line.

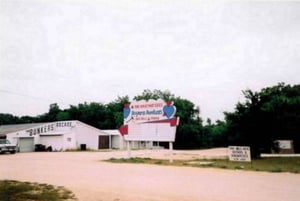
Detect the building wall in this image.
<box><xmin>74</xmin><ymin>121</ymin><xmax>106</xmax><ymax>150</ymax></box>
<box><xmin>63</xmin><ymin>132</ymin><xmax>77</xmax><ymax>150</ymax></box>
<box><xmin>112</xmin><ymin>135</ymin><xmax>125</xmax><ymax>149</ymax></box>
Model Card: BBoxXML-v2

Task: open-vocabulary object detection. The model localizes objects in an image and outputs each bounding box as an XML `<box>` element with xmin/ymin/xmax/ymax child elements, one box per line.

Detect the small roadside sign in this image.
<box><xmin>228</xmin><ymin>146</ymin><xmax>251</xmax><ymax>162</ymax></box>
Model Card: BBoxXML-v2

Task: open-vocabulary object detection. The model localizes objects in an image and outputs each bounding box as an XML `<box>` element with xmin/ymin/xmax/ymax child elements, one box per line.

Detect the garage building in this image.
<box><xmin>0</xmin><ymin>120</ymin><xmax>124</xmax><ymax>152</ymax></box>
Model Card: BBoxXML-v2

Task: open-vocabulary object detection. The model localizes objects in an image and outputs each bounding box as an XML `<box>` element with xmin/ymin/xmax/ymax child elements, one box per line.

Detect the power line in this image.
<box><xmin>0</xmin><ymin>89</ymin><xmax>70</xmax><ymax>106</ymax></box>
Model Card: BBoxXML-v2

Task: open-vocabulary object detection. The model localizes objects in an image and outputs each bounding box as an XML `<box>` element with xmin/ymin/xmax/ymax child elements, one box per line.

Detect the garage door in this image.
<box><xmin>40</xmin><ymin>136</ymin><xmax>63</xmax><ymax>151</ymax></box>
<box><xmin>19</xmin><ymin>138</ymin><xmax>34</xmax><ymax>152</ymax></box>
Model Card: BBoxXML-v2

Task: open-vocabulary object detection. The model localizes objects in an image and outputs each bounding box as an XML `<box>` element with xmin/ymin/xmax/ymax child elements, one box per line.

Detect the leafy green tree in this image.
<box><xmin>17</xmin><ymin>116</ymin><xmax>37</xmax><ymax>124</ymax></box>
<box><xmin>106</xmin><ymin>96</ymin><xmax>130</xmax><ymax>128</ymax></box>
<box><xmin>48</xmin><ymin>103</ymin><xmax>61</xmax><ymax>121</ymax></box>
<box><xmin>37</xmin><ymin>103</ymin><xmax>62</xmax><ymax>122</ymax></box>
<box><xmin>0</xmin><ymin>113</ymin><xmax>18</xmax><ymax>125</ymax></box>
<box><xmin>56</xmin><ymin>111</ymin><xmax>71</xmax><ymax>121</ymax></box>
<box><xmin>225</xmin><ymin>83</ymin><xmax>300</xmax><ymax>157</ymax></box>
<box><xmin>70</xmin><ymin>102</ymin><xmax>107</xmax><ymax>129</ymax></box>
<box><xmin>134</xmin><ymin>89</ymin><xmax>175</xmax><ymax>101</ymax></box>
<box><xmin>173</xmin><ymin>98</ymin><xmax>203</xmax><ymax>149</ymax></box>
<box><xmin>202</xmin><ymin>120</ymin><xmax>228</xmax><ymax>148</ymax></box>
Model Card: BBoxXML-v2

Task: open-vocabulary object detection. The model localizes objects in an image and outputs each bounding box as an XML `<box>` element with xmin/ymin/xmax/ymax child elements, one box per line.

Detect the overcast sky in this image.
<box><xmin>0</xmin><ymin>0</ymin><xmax>299</xmax><ymax>122</ymax></box>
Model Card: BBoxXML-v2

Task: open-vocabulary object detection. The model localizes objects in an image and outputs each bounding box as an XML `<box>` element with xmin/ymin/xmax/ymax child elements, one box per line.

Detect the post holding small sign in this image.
<box><xmin>228</xmin><ymin>146</ymin><xmax>251</xmax><ymax>162</ymax></box>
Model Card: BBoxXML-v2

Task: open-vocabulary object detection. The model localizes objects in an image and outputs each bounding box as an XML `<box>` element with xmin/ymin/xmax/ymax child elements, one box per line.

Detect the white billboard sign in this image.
<box><xmin>119</xmin><ymin>99</ymin><xmax>178</xmax><ymax>142</ymax></box>
<box><xmin>228</xmin><ymin>146</ymin><xmax>251</xmax><ymax>162</ymax></box>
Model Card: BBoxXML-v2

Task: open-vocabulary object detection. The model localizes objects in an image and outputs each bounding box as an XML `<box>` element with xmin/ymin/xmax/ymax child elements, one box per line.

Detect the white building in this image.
<box><xmin>102</xmin><ymin>129</ymin><xmax>125</xmax><ymax>149</ymax></box>
<box><xmin>0</xmin><ymin>120</ymin><xmax>125</xmax><ymax>152</ymax></box>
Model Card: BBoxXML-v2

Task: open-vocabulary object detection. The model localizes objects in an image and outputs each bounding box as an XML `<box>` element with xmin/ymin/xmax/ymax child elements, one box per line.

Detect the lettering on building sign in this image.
<box><xmin>26</xmin><ymin>124</ymin><xmax>55</xmax><ymax>136</ymax></box>
<box><xmin>26</xmin><ymin>121</ymin><xmax>73</xmax><ymax>136</ymax></box>
<box><xmin>56</xmin><ymin>121</ymin><xmax>72</xmax><ymax>127</ymax></box>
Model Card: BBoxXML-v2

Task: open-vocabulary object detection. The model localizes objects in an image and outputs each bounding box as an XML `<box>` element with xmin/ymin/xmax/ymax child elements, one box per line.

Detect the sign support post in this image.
<box><xmin>127</xmin><ymin>141</ymin><xmax>131</xmax><ymax>158</ymax></box>
<box><xmin>169</xmin><ymin>142</ymin><xmax>173</xmax><ymax>163</ymax></box>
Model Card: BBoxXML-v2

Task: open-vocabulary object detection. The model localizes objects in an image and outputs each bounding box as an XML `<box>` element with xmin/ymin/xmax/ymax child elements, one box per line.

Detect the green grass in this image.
<box><xmin>105</xmin><ymin>157</ymin><xmax>300</xmax><ymax>174</ymax></box>
<box><xmin>0</xmin><ymin>180</ymin><xmax>77</xmax><ymax>201</ymax></box>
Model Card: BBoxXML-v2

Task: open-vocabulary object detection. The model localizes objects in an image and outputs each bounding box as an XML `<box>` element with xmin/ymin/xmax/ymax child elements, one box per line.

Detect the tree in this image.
<box><xmin>106</xmin><ymin>96</ymin><xmax>130</xmax><ymax>128</ymax></box>
<box><xmin>37</xmin><ymin>103</ymin><xmax>62</xmax><ymax>122</ymax></box>
<box><xmin>225</xmin><ymin>83</ymin><xmax>300</xmax><ymax>157</ymax></box>
<box><xmin>0</xmin><ymin>113</ymin><xmax>18</xmax><ymax>125</ymax></box>
<box><xmin>70</xmin><ymin>102</ymin><xmax>107</xmax><ymax>129</ymax></box>
<box><xmin>56</xmin><ymin>111</ymin><xmax>71</xmax><ymax>121</ymax></box>
<box><xmin>17</xmin><ymin>116</ymin><xmax>37</xmax><ymax>124</ymax></box>
<box><xmin>202</xmin><ymin>120</ymin><xmax>228</xmax><ymax>148</ymax></box>
<box><xmin>173</xmin><ymin>97</ymin><xmax>203</xmax><ymax>149</ymax></box>
<box><xmin>134</xmin><ymin>89</ymin><xmax>175</xmax><ymax>101</ymax></box>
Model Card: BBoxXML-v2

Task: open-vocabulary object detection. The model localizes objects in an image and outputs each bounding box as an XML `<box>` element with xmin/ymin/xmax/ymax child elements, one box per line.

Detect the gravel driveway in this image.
<box><xmin>0</xmin><ymin>149</ymin><xmax>299</xmax><ymax>201</ymax></box>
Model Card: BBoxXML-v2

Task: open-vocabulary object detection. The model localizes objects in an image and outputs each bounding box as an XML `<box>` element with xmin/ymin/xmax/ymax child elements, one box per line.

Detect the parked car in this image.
<box><xmin>0</xmin><ymin>139</ymin><xmax>17</xmax><ymax>154</ymax></box>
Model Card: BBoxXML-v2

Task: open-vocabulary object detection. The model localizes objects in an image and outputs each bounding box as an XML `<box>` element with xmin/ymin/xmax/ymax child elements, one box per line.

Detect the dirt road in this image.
<box><xmin>0</xmin><ymin>149</ymin><xmax>299</xmax><ymax>201</ymax></box>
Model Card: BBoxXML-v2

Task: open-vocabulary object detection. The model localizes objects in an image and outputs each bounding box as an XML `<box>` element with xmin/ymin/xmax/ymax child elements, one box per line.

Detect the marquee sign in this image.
<box><xmin>119</xmin><ymin>99</ymin><xmax>179</xmax><ymax>142</ymax></box>
<box><xmin>123</xmin><ymin>99</ymin><xmax>176</xmax><ymax>124</ymax></box>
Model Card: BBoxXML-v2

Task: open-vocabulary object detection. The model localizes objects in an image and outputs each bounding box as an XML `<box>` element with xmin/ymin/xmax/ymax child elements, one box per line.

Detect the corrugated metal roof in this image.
<box><xmin>0</xmin><ymin>123</ymin><xmax>47</xmax><ymax>135</ymax></box>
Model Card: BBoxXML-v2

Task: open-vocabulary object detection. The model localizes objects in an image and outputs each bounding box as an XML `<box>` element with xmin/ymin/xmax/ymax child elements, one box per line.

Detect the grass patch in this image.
<box><xmin>105</xmin><ymin>157</ymin><xmax>300</xmax><ymax>173</ymax></box>
<box><xmin>0</xmin><ymin>180</ymin><xmax>77</xmax><ymax>201</ymax></box>
<box><xmin>65</xmin><ymin>148</ymin><xmax>95</xmax><ymax>152</ymax></box>
<box><xmin>109</xmin><ymin>157</ymin><xmax>152</xmax><ymax>164</ymax></box>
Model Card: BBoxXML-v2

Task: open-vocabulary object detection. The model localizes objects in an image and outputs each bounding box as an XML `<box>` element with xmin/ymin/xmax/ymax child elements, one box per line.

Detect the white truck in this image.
<box><xmin>0</xmin><ymin>139</ymin><xmax>17</xmax><ymax>154</ymax></box>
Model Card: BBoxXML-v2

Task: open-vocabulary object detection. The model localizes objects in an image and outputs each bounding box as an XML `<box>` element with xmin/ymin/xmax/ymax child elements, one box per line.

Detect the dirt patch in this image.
<box><xmin>0</xmin><ymin>149</ymin><xmax>299</xmax><ymax>201</ymax></box>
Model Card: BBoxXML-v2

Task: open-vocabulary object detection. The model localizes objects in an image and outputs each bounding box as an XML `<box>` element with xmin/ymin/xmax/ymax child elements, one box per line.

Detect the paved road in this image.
<box><xmin>0</xmin><ymin>150</ymin><xmax>300</xmax><ymax>201</ymax></box>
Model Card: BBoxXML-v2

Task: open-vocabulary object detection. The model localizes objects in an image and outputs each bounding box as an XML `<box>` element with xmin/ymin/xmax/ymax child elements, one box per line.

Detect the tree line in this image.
<box><xmin>0</xmin><ymin>83</ymin><xmax>299</xmax><ymax>157</ymax></box>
